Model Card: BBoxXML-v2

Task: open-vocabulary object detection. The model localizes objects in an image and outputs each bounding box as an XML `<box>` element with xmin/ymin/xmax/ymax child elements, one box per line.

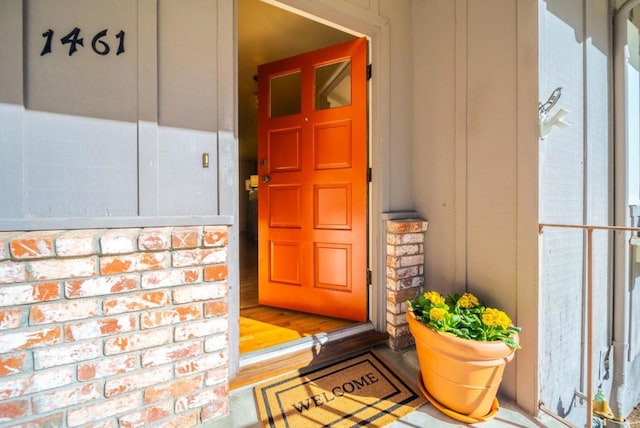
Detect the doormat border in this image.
<box><xmin>254</xmin><ymin>350</ymin><xmax>425</xmax><ymax>428</ymax></box>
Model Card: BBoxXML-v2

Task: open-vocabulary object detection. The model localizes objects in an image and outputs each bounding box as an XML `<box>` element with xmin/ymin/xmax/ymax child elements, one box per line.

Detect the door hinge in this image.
<box><xmin>367</xmin><ymin>64</ymin><xmax>372</xmax><ymax>80</ymax></box>
<box><xmin>367</xmin><ymin>167</ymin><xmax>372</xmax><ymax>183</ymax></box>
<box><xmin>366</xmin><ymin>269</ymin><xmax>372</xmax><ymax>285</ymax></box>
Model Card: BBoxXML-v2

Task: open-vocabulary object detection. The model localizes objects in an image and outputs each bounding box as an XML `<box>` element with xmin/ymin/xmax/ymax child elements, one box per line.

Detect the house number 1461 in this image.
<box><xmin>41</xmin><ymin>27</ymin><xmax>125</xmax><ymax>56</ymax></box>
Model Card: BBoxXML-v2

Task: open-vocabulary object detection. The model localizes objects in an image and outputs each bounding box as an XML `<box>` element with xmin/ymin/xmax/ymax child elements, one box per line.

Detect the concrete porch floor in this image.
<box><xmin>213</xmin><ymin>345</ymin><xmax>569</xmax><ymax>428</ymax></box>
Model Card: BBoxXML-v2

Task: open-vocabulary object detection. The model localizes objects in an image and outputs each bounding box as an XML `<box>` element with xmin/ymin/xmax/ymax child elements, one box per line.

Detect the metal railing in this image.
<box><xmin>538</xmin><ymin>223</ymin><xmax>640</xmax><ymax>428</ymax></box>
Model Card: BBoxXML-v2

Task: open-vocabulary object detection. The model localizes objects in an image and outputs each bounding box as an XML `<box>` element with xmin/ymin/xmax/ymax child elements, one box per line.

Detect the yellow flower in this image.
<box><xmin>408</xmin><ymin>290</ymin><xmax>520</xmax><ymax>348</ymax></box>
<box><xmin>496</xmin><ymin>311</ymin><xmax>512</xmax><ymax>329</ymax></box>
<box><xmin>429</xmin><ymin>307</ymin><xmax>447</xmax><ymax>321</ymax></box>
<box><xmin>424</xmin><ymin>291</ymin><xmax>445</xmax><ymax>305</ymax></box>
<box><xmin>458</xmin><ymin>293</ymin><xmax>479</xmax><ymax>309</ymax></box>
<box><xmin>482</xmin><ymin>308</ymin><xmax>512</xmax><ymax>329</ymax></box>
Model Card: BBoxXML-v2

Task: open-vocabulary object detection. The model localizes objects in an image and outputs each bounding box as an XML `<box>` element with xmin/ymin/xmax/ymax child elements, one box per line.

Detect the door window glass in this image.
<box><xmin>270</xmin><ymin>71</ymin><xmax>301</xmax><ymax>117</ymax></box>
<box><xmin>315</xmin><ymin>60</ymin><xmax>351</xmax><ymax>110</ymax></box>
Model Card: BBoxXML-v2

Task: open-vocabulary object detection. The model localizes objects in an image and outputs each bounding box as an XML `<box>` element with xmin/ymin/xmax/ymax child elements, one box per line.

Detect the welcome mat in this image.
<box><xmin>254</xmin><ymin>351</ymin><xmax>425</xmax><ymax>428</ymax></box>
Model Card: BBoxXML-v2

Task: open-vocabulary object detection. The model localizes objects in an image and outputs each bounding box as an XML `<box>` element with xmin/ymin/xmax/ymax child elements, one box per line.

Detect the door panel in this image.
<box><xmin>314</xmin><ymin>183</ymin><xmax>351</xmax><ymax>229</ymax></box>
<box><xmin>314</xmin><ymin>120</ymin><xmax>352</xmax><ymax>169</ymax></box>
<box><xmin>269</xmin><ymin>128</ymin><xmax>302</xmax><ymax>171</ymax></box>
<box><xmin>270</xmin><ymin>240</ymin><xmax>302</xmax><ymax>285</ymax></box>
<box><xmin>269</xmin><ymin>185</ymin><xmax>301</xmax><ymax>228</ymax></box>
<box><xmin>314</xmin><ymin>243</ymin><xmax>351</xmax><ymax>291</ymax></box>
<box><xmin>257</xmin><ymin>37</ymin><xmax>367</xmax><ymax>321</ymax></box>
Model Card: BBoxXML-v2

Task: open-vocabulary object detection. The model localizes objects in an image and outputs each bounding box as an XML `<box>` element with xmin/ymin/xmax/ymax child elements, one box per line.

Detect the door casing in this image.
<box><xmin>231</xmin><ymin>0</ymin><xmax>391</xmax><ymax>376</ymax></box>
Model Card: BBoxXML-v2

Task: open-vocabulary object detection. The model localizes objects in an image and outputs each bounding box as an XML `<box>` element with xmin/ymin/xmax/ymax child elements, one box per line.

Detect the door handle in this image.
<box><xmin>262</xmin><ymin>175</ymin><xmax>271</xmax><ymax>183</ymax></box>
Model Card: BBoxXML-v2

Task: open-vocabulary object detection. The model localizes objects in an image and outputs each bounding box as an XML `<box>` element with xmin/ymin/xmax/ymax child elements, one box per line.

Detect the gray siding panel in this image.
<box><xmin>24</xmin><ymin>0</ymin><xmax>139</xmax><ymax>122</ymax></box>
<box><xmin>158</xmin><ymin>0</ymin><xmax>218</xmax><ymax>133</ymax></box>
<box><xmin>0</xmin><ymin>1</ymin><xmax>24</xmax><ymax>217</ymax></box>
<box><xmin>156</xmin><ymin>0</ymin><xmax>219</xmax><ymax>216</ymax></box>
<box><xmin>23</xmin><ymin>111</ymin><xmax>138</xmax><ymax>217</ymax></box>
<box><xmin>0</xmin><ymin>0</ymin><xmax>227</xmax><ymax>220</ymax></box>
<box><xmin>466</xmin><ymin>0</ymin><xmax>519</xmax><ymax>399</ymax></box>
<box><xmin>0</xmin><ymin>105</ymin><xmax>25</xmax><ymax>218</ymax></box>
<box><xmin>0</xmin><ymin>0</ymin><xmax>23</xmax><ymax>106</ymax></box>
<box><xmin>157</xmin><ymin>127</ymin><xmax>218</xmax><ymax>216</ymax></box>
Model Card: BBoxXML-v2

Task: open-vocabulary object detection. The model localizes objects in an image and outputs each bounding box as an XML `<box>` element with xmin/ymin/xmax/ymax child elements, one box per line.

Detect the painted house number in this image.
<box><xmin>41</xmin><ymin>27</ymin><xmax>125</xmax><ymax>56</ymax></box>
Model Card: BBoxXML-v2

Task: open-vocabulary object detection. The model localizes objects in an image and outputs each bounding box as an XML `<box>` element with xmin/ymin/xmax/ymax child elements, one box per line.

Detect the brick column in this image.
<box><xmin>385</xmin><ymin>218</ymin><xmax>428</xmax><ymax>351</ymax></box>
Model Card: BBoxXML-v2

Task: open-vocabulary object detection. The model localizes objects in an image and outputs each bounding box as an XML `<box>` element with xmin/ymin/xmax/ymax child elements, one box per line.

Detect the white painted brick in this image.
<box><xmin>0</xmin><ymin>366</ymin><xmax>74</xmax><ymax>400</ymax></box>
<box><xmin>0</xmin><ymin>232</ymin><xmax>22</xmax><ymax>261</ymax></box>
<box><xmin>33</xmin><ymin>339</ymin><xmax>101</xmax><ymax>369</ymax></box>
<box><xmin>175</xmin><ymin>350</ymin><xmax>228</xmax><ymax>376</ymax></box>
<box><xmin>400</xmin><ymin>254</ymin><xmax>424</xmax><ymax>267</ymax></box>
<box><xmin>204</xmin><ymin>366</ymin><xmax>227</xmax><ymax>386</ymax></box>
<box><xmin>175</xmin><ymin>317</ymin><xmax>228</xmax><ymax>341</ymax></box>
<box><xmin>0</xmin><ymin>326</ymin><xmax>61</xmax><ymax>354</ymax></box>
<box><xmin>173</xmin><ymin>283</ymin><xmax>226</xmax><ymax>303</ymax></box>
<box><xmin>55</xmin><ymin>229</ymin><xmax>102</xmax><ymax>257</ymax></box>
<box><xmin>67</xmin><ymin>393</ymin><xmax>142</xmax><ymax>427</ymax></box>
<box><xmin>65</xmin><ymin>274</ymin><xmax>139</xmax><ymax>298</ymax></box>
<box><xmin>141</xmin><ymin>341</ymin><xmax>202</xmax><ymax>367</ymax></box>
<box><xmin>175</xmin><ymin>386</ymin><xmax>226</xmax><ymax>412</ymax></box>
<box><xmin>32</xmin><ymin>381</ymin><xmax>102</xmax><ymax>413</ymax></box>
<box><xmin>104</xmin><ymin>328</ymin><xmax>172</xmax><ymax>355</ymax></box>
<box><xmin>104</xmin><ymin>365</ymin><xmax>173</xmax><ymax>397</ymax></box>
<box><xmin>204</xmin><ymin>334</ymin><xmax>228</xmax><ymax>353</ymax></box>
<box><xmin>137</xmin><ymin>227</ymin><xmax>172</xmax><ymax>251</ymax></box>
<box><xmin>141</xmin><ymin>269</ymin><xmax>200</xmax><ymax>289</ymax></box>
<box><xmin>172</xmin><ymin>248</ymin><xmax>226</xmax><ymax>268</ymax></box>
<box><xmin>29</xmin><ymin>257</ymin><xmax>96</xmax><ymax>281</ymax></box>
<box><xmin>0</xmin><ymin>262</ymin><xmax>27</xmax><ymax>285</ymax></box>
<box><xmin>100</xmin><ymin>229</ymin><xmax>140</xmax><ymax>254</ymax></box>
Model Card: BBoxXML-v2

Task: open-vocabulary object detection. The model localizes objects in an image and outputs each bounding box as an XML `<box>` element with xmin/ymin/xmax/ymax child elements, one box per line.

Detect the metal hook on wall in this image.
<box><xmin>539</xmin><ymin>87</ymin><xmax>569</xmax><ymax>140</ymax></box>
<box><xmin>539</xmin><ymin>87</ymin><xmax>562</xmax><ymax>117</ymax></box>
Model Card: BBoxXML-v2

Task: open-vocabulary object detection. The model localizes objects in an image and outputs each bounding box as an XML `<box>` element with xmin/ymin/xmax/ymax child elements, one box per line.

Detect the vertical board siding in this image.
<box><xmin>157</xmin><ymin>127</ymin><xmax>218</xmax><ymax>216</ymax></box>
<box><xmin>411</xmin><ymin>0</ymin><xmax>458</xmax><ymax>291</ymax></box>
<box><xmin>466</xmin><ymin>0</ymin><xmax>519</xmax><ymax>398</ymax></box>
<box><xmin>157</xmin><ymin>0</ymin><xmax>218</xmax><ymax>133</ymax></box>
<box><xmin>0</xmin><ymin>0</ymin><xmax>224</xmax><ymax>219</ymax></box>
<box><xmin>412</xmin><ymin>0</ymin><xmax>540</xmax><ymax>407</ymax></box>
<box><xmin>156</xmin><ymin>0</ymin><xmax>219</xmax><ymax>216</ymax></box>
<box><xmin>0</xmin><ymin>0</ymin><xmax>25</xmax><ymax>218</ymax></box>
<box><xmin>466</xmin><ymin>0</ymin><xmax>518</xmax><ymax>320</ymax></box>
<box><xmin>138</xmin><ymin>0</ymin><xmax>161</xmax><ymax>217</ymax></box>
<box><xmin>23</xmin><ymin>112</ymin><xmax>139</xmax><ymax>217</ymax></box>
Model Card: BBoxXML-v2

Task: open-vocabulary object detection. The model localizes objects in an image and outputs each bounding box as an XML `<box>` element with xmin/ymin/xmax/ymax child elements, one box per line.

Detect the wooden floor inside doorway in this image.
<box><xmin>239</xmin><ymin>233</ymin><xmax>355</xmax><ymax>354</ymax></box>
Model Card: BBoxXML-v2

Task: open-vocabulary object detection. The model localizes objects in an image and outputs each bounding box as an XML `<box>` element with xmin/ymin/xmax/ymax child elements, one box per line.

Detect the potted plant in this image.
<box><xmin>406</xmin><ymin>290</ymin><xmax>521</xmax><ymax>423</ymax></box>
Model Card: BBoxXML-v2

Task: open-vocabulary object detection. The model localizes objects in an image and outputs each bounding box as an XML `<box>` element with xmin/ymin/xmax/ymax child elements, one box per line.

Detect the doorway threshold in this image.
<box><xmin>230</xmin><ymin>322</ymin><xmax>388</xmax><ymax>390</ymax></box>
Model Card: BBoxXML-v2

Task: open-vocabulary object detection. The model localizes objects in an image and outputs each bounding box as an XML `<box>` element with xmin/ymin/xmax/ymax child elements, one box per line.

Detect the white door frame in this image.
<box><xmin>229</xmin><ymin>0</ymin><xmax>391</xmax><ymax>376</ymax></box>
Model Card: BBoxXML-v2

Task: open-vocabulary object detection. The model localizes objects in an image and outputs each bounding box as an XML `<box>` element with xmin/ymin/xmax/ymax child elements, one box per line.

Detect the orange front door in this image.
<box><xmin>257</xmin><ymin>37</ymin><xmax>367</xmax><ymax>322</ymax></box>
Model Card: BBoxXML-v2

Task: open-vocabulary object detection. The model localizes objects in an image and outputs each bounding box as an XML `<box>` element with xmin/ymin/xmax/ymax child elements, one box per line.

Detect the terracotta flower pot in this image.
<box><xmin>407</xmin><ymin>310</ymin><xmax>518</xmax><ymax>421</ymax></box>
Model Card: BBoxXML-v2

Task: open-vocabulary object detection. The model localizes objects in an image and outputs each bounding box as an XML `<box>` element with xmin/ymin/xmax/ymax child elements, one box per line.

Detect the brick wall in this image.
<box><xmin>385</xmin><ymin>218</ymin><xmax>428</xmax><ymax>351</ymax></box>
<box><xmin>0</xmin><ymin>226</ymin><xmax>230</xmax><ymax>427</ymax></box>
